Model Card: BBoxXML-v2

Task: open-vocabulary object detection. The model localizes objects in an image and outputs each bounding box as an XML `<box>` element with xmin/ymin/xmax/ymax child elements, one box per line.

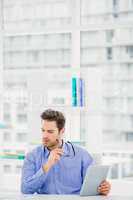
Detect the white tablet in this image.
<box><xmin>80</xmin><ymin>165</ymin><xmax>109</xmax><ymax>196</ymax></box>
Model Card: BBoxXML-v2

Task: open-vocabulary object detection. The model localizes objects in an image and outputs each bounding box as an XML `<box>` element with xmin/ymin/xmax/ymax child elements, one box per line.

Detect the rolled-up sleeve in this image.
<box><xmin>21</xmin><ymin>152</ymin><xmax>49</xmax><ymax>194</ymax></box>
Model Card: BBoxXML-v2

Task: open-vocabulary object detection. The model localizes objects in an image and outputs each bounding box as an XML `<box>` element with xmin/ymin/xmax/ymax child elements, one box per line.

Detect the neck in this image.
<box><xmin>48</xmin><ymin>139</ymin><xmax>63</xmax><ymax>151</ymax></box>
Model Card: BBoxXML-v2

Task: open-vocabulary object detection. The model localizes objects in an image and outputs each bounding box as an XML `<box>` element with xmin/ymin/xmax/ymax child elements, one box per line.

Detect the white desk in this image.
<box><xmin>0</xmin><ymin>180</ymin><xmax>133</xmax><ymax>200</ymax></box>
<box><xmin>0</xmin><ymin>194</ymin><xmax>133</xmax><ymax>200</ymax></box>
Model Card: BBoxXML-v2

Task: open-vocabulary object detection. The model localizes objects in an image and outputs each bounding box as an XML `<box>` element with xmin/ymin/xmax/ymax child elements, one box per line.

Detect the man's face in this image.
<box><xmin>41</xmin><ymin>120</ymin><xmax>63</xmax><ymax>149</ymax></box>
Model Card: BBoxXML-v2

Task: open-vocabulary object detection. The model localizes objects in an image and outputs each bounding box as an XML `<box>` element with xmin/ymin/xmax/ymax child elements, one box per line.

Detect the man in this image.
<box><xmin>21</xmin><ymin>109</ymin><xmax>111</xmax><ymax>195</ymax></box>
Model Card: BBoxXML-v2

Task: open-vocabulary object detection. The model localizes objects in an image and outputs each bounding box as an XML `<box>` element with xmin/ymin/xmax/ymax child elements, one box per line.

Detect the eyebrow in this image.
<box><xmin>41</xmin><ymin>128</ymin><xmax>55</xmax><ymax>132</ymax></box>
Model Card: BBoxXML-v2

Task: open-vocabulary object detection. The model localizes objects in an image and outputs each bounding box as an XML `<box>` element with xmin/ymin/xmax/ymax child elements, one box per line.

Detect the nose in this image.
<box><xmin>42</xmin><ymin>131</ymin><xmax>49</xmax><ymax>139</ymax></box>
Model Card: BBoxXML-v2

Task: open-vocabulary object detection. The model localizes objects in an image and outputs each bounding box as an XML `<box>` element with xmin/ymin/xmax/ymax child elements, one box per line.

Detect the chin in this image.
<box><xmin>42</xmin><ymin>142</ymin><xmax>49</xmax><ymax>147</ymax></box>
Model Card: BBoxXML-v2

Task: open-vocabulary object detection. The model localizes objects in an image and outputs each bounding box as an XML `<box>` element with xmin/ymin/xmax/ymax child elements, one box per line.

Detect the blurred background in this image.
<box><xmin>0</xmin><ymin>0</ymin><xmax>133</xmax><ymax>194</ymax></box>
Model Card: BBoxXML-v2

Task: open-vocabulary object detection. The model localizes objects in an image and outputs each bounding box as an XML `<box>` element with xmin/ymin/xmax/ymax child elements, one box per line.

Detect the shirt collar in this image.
<box><xmin>42</xmin><ymin>145</ymin><xmax>50</xmax><ymax>158</ymax></box>
<box><xmin>62</xmin><ymin>141</ymin><xmax>71</xmax><ymax>157</ymax></box>
<box><xmin>42</xmin><ymin>140</ymin><xmax>72</xmax><ymax>158</ymax></box>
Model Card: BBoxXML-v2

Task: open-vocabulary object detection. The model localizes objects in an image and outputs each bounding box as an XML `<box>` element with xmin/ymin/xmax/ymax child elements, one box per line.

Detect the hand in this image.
<box><xmin>98</xmin><ymin>180</ymin><xmax>111</xmax><ymax>195</ymax></box>
<box><xmin>43</xmin><ymin>148</ymin><xmax>63</xmax><ymax>172</ymax></box>
<box><xmin>48</xmin><ymin>148</ymin><xmax>63</xmax><ymax>166</ymax></box>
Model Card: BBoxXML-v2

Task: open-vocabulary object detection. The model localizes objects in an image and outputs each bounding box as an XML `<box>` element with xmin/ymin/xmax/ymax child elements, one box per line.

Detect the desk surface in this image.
<box><xmin>0</xmin><ymin>194</ymin><xmax>133</xmax><ymax>200</ymax></box>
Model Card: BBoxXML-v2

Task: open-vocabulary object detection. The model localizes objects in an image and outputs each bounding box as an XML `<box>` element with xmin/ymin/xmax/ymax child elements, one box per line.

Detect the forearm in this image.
<box><xmin>21</xmin><ymin>148</ymin><xmax>61</xmax><ymax>194</ymax></box>
<box><xmin>21</xmin><ymin>165</ymin><xmax>50</xmax><ymax>194</ymax></box>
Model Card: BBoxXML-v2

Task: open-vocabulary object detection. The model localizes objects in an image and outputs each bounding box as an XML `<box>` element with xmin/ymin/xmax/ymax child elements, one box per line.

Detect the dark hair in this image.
<box><xmin>40</xmin><ymin>109</ymin><xmax>65</xmax><ymax>131</ymax></box>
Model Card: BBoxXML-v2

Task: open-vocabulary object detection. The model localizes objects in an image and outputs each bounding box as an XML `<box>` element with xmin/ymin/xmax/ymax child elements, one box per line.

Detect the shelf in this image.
<box><xmin>4</xmin><ymin>48</ymin><xmax>71</xmax><ymax>53</ymax></box>
<box><xmin>0</xmin><ymin>153</ymin><xmax>25</xmax><ymax>160</ymax></box>
<box><xmin>4</xmin><ymin>28</ymin><xmax>73</xmax><ymax>36</ymax></box>
<box><xmin>81</xmin><ymin>10</ymin><xmax>133</xmax><ymax>18</ymax></box>
<box><xmin>81</xmin><ymin>43</ymin><xmax>133</xmax><ymax>48</ymax></box>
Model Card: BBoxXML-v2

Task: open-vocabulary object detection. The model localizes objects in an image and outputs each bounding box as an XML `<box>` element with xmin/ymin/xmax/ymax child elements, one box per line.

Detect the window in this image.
<box><xmin>106</xmin><ymin>47</ymin><xmax>113</xmax><ymax>60</ymax></box>
<box><xmin>106</xmin><ymin>30</ymin><xmax>114</xmax><ymax>43</ymax></box>
<box><xmin>15</xmin><ymin>165</ymin><xmax>22</xmax><ymax>174</ymax></box>
<box><xmin>16</xmin><ymin>132</ymin><xmax>27</xmax><ymax>142</ymax></box>
<box><xmin>113</xmin><ymin>0</ymin><xmax>119</xmax><ymax>18</ymax></box>
<box><xmin>126</xmin><ymin>46</ymin><xmax>133</xmax><ymax>58</ymax></box>
<box><xmin>3</xmin><ymin>113</ymin><xmax>11</xmax><ymax>123</ymax></box>
<box><xmin>3</xmin><ymin>132</ymin><xmax>11</xmax><ymax>142</ymax></box>
<box><xmin>17</xmin><ymin>114</ymin><xmax>27</xmax><ymax>123</ymax></box>
<box><xmin>3</xmin><ymin>102</ymin><xmax>11</xmax><ymax>123</ymax></box>
<box><xmin>16</xmin><ymin>102</ymin><xmax>27</xmax><ymax>113</ymax></box>
<box><xmin>32</xmin><ymin>51</ymin><xmax>39</xmax><ymax>63</ymax></box>
<box><xmin>3</xmin><ymin>164</ymin><xmax>11</xmax><ymax>173</ymax></box>
<box><xmin>113</xmin><ymin>0</ymin><xmax>119</xmax><ymax>8</ymax></box>
<box><xmin>131</xmin><ymin>0</ymin><xmax>133</xmax><ymax>8</ymax></box>
<box><xmin>125</xmin><ymin>132</ymin><xmax>133</xmax><ymax>141</ymax></box>
<box><xmin>4</xmin><ymin>81</ymin><xmax>27</xmax><ymax>89</ymax></box>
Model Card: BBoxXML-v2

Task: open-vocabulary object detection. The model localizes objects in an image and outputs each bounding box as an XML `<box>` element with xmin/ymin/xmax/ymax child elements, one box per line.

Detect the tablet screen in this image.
<box><xmin>80</xmin><ymin>165</ymin><xmax>109</xmax><ymax>196</ymax></box>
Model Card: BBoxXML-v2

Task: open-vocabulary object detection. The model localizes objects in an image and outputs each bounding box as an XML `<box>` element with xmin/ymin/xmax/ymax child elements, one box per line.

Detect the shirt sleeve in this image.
<box><xmin>21</xmin><ymin>152</ymin><xmax>50</xmax><ymax>194</ymax></box>
<box><xmin>81</xmin><ymin>150</ymin><xmax>93</xmax><ymax>183</ymax></box>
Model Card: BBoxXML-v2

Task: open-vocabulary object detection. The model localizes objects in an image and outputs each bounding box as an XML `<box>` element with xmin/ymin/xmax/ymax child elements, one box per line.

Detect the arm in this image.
<box><xmin>81</xmin><ymin>151</ymin><xmax>93</xmax><ymax>182</ymax></box>
<box><xmin>21</xmin><ymin>152</ymin><xmax>50</xmax><ymax>194</ymax></box>
<box><xmin>21</xmin><ymin>148</ymin><xmax>63</xmax><ymax>194</ymax></box>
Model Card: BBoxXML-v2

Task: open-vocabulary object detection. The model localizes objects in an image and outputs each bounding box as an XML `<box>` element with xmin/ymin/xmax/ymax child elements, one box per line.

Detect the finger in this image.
<box><xmin>100</xmin><ymin>180</ymin><xmax>106</xmax><ymax>184</ymax></box>
<box><xmin>98</xmin><ymin>186</ymin><xmax>110</xmax><ymax>192</ymax></box>
<box><xmin>54</xmin><ymin>150</ymin><xmax>64</xmax><ymax>157</ymax></box>
<box><xmin>98</xmin><ymin>186</ymin><xmax>110</xmax><ymax>191</ymax></box>
<box><xmin>100</xmin><ymin>184</ymin><xmax>110</xmax><ymax>188</ymax></box>
<box><xmin>100</xmin><ymin>188</ymin><xmax>109</xmax><ymax>192</ymax></box>
<box><xmin>102</xmin><ymin>190</ymin><xmax>110</xmax><ymax>195</ymax></box>
<box><xmin>57</xmin><ymin>152</ymin><xmax>63</xmax><ymax>157</ymax></box>
<box><xmin>54</xmin><ymin>148</ymin><xmax>63</xmax><ymax>153</ymax></box>
<box><xmin>100</xmin><ymin>182</ymin><xmax>110</xmax><ymax>188</ymax></box>
<box><xmin>98</xmin><ymin>186</ymin><xmax>110</xmax><ymax>195</ymax></box>
<box><xmin>98</xmin><ymin>189</ymin><xmax>109</xmax><ymax>195</ymax></box>
<box><xmin>99</xmin><ymin>180</ymin><xmax>108</xmax><ymax>186</ymax></box>
<box><xmin>55</xmin><ymin>149</ymin><xmax>63</xmax><ymax>154</ymax></box>
<box><xmin>55</xmin><ymin>155</ymin><xmax>61</xmax><ymax>161</ymax></box>
<box><xmin>101</xmin><ymin>180</ymin><xmax>110</xmax><ymax>185</ymax></box>
<box><xmin>101</xmin><ymin>182</ymin><xmax>110</xmax><ymax>186</ymax></box>
<box><xmin>52</xmin><ymin>151</ymin><xmax>63</xmax><ymax>156</ymax></box>
<box><xmin>101</xmin><ymin>191</ymin><xmax>109</xmax><ymax>196</ymax></box>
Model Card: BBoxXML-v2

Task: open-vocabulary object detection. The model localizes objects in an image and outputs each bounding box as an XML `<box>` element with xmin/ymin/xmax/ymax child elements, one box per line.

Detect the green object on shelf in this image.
<box><xmin>72</xmin><ymin>77</ymin><xmax>77</xmax><ymax>106</ymax></box>
<box><xmin>0</xmin><ymin>154</ymin><xmax>25</xmax><ymax>160</ymax></box>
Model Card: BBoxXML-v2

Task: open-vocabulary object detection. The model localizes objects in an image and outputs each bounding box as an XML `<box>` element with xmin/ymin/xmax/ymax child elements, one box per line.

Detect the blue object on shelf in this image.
<box><xmin>79</xmin><ymin>78</ymin><xmax>84</xmax><ymax>107</ymax></box>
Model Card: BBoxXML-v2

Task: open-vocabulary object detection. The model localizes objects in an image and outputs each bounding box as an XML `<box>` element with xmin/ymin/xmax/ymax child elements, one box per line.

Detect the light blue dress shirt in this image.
<box><xmin>21</xmin><ymin>142</ymin><xmax>93</xmax><ymax>194</ymax></box>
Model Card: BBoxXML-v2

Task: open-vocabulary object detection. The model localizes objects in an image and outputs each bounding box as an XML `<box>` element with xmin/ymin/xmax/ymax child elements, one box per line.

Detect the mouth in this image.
<box><xmin>43</xmin><ymin>139</ymin><xmax>49</xmax><ymax>143</ymax></box>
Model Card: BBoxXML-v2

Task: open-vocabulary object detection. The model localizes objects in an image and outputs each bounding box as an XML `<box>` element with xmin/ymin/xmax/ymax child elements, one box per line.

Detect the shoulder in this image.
<box><xmin>25</xmin><ymin>145</ymin><xmax>43</xmax><ymax>161</ymax></box>
<box><xmin>69</xmin><ymin>143</ymin><xmax>92</xmax><ymax>158</ymax></box>
<box><xmin>71</xmin><ymin>143</ymin><xmax>88</xmax><ymax>153</ymax></box>
<box><xmin>73</xmin><ymin>144</ymin><xmax>93</xmax><ymax>160</ymax></box>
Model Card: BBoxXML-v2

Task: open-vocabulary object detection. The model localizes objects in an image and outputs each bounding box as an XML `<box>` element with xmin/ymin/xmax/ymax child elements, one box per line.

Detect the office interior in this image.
<box><xmin>0</xmin><ymin>0</ymin><xmax>133</xmax><ymax>197</ymax></box>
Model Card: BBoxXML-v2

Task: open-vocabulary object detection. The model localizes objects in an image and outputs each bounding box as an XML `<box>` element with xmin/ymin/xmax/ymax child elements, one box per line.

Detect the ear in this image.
<box><xmin>60</xmin><ymin>128</ymin><xmax>65</xmax><ymax>135</ymax></box>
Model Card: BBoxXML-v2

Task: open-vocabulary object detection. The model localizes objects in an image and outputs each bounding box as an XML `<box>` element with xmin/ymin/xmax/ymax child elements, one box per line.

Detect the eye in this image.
<box><xmin>48</xmin><ymin>130</ymin><xmax>54</xmax><ymax>134</ymax></box>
